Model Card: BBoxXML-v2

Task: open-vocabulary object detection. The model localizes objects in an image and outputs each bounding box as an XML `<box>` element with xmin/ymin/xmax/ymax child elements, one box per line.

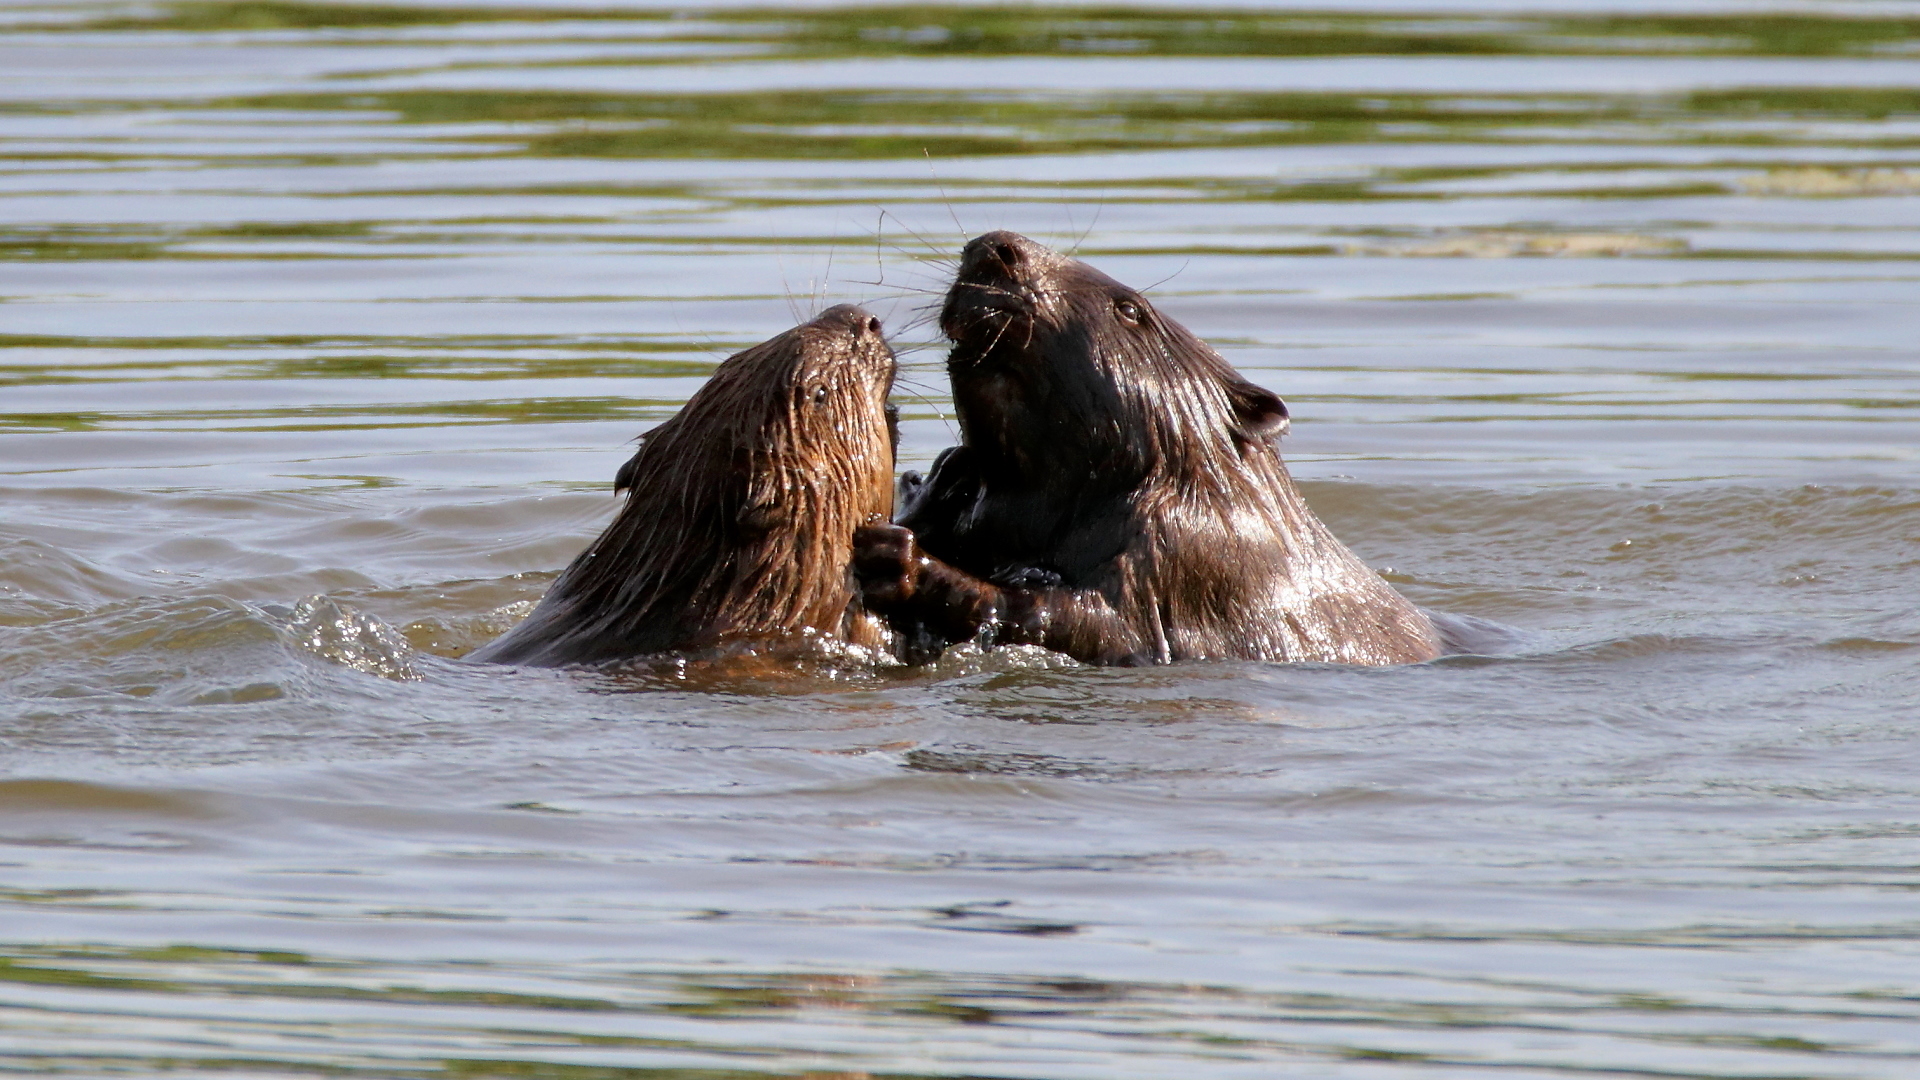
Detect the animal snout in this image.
<box><xmin>965</xmin><ymin>230</ymin><xmax>1036</xmax><ymax>277</ymax></box>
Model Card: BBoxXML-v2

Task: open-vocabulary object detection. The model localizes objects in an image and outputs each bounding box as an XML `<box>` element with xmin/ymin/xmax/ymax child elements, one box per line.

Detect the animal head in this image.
<box><xmin>620</xmin><ymin>303</ymin><xmax>897</xmax><ymax>535</ymax></box>
<box><xmin>587</xmin><ymin>304</ymin><xmax>897</xmax><ymax>645</ymax></box>
<box><xmin>940</xmin><ymin>231</ymin><xmax>1286</xmax><ymax>488</ymax></box>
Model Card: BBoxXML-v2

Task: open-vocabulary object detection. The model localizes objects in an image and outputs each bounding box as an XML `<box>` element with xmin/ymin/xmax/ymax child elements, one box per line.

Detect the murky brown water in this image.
<box><xmin>4</xmin><ymin>2</ymin><xmax>1920</xmax><ymax>1077</ymax></box>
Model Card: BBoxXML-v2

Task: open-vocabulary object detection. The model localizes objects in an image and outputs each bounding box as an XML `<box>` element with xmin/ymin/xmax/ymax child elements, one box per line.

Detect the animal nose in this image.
<box><xmin>866</xmin><ymin>317</ymin><xmax>882</xmax><ymax>336</ymax></box>
<box><xmin>988</xmin><ymin>240</ymin><xmax>1023</xmax><ymax>270</ymax></box>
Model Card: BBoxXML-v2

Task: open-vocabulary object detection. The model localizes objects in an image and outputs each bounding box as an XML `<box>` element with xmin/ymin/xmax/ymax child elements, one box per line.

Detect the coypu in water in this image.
<box><xmin>855</xmin><ymin>231</ymin><xmax>1442</xmax><ymax>666</ymax></box>
<box><xmin>471</xmin><ymin>304</ymin><xmax>898</xmax><ymax>667</ymax></box>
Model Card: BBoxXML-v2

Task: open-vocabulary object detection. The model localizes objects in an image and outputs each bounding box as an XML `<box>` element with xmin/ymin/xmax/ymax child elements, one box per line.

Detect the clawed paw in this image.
<box><xmin>853</xmin><ymin>521</ymin><xmax>922</xmax><ymax>608</ymax></box>
<box><xmin>895</xmin><ymin>470</ymin><xmax>930</xmax><ymax>518</ymax></box>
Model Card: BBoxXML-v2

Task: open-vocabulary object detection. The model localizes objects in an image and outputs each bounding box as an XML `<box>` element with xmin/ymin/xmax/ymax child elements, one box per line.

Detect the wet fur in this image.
<box><xmin>472</xmin><ymin>305</ymin><xmax>897</xmax><ymax>667</ymax></box>
<box><xmin>856</xmin><ymin>232</ymin><xmax>1441</xmax><ymax>666</ymax></box>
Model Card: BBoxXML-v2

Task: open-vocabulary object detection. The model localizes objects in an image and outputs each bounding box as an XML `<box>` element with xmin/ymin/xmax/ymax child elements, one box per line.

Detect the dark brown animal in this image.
<box><xmin>471</xmin><ymin>305</ymin><xmax>897</xmax><ymax>667</ymax></box>
<box><xmin>855</xmin><ymin>232</ymin><xmax>1441</xmax><ymax>666</ymax></box>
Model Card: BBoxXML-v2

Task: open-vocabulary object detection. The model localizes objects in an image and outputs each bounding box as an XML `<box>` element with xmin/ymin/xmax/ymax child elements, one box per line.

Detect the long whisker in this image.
<box><xmin>949</xmin><ymin>280</ymin><xmax>1024</xmax><ymax>302</ymax></box>
<box><xmin>854</xmin><ymin>209</ymin><xmax>961</xmax><ymax>306</ymax></box>
<box><xmin>843</xmin><ymin>278</ymin><xmax>943</xmax><ymax>297</ymax></box>
<box><xmin>869</xmin><ymin>210</ymin><xmax>964</xmax><ymax>278</ymax></box>
<box><xmin>894</xmin><ymin>309</ymin><xmax>943</xmax><ymax>336</ymax></box>
<box><xmin>1141</xmin><ymin>259</ymin><xmax>1192</xmax><ymax>295</ymax></box>
<box><xmin>875</xmin><ymin>207</ymin><xmax>949</xmax><ymax>262</ymax></box>
<box><xmin>819</xmin><ymin>236</ymin><xmax>838</xmax><ymax>315</ymax></box>
<box><xmin>923</xmin><ymin>150</ymin><xmax>970</xmax><ymax>245</ymax></box>
<box><xmin>980</xmin><ymin>303</ymin><xmax>1017</xmax><ymax>358</ymax></box>
<box><xmin>888</xmin><ymin>377</ymin><xmax>955</xmax><ymax>441</ymax></box>
<box><xmin>1069</xmin><ymin>202</ymin><xmax>1104</xmax><ymax>257</ymax></box>
<box><xmin>890</xmin><ymin>380</ymin><xmax>949</xmax><ymax>411</ymax></box>
<box><xmin>893</xmin><ymin>367</ymin><xmax>945</xmax><ymax>389</ymax></box>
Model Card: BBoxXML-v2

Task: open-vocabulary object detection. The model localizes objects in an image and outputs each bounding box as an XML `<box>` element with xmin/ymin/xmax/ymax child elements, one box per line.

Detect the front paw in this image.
<box><xmin>992</xmin><ymin>564</ymin><xmax>1063</xmax><ymax>590</ymax></box>
<box><xmin>853</xmin><ymin>521</ymin><xmax>923</xmax><ymax>610</ymax></box>
<box><xmin>896</xmin><ymin>469</ymin><xmax>926</xmax><ymax>505</ymax></box>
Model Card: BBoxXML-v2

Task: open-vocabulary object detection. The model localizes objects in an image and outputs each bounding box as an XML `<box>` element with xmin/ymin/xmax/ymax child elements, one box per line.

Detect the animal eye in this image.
<box><xmin>811</xmin><ymin>385</ymin><xmax>829</xmax><ymax>404</ymax></box>
<box><xmin>1115</xmin><ymin>298</ymin><xmax>1144</xmax><ymax>324</ymax></box>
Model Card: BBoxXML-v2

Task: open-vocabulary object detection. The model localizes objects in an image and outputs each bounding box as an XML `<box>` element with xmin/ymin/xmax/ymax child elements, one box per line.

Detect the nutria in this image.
<box><xmin>471</xmin><ymin>305</ymin><xmax>898</xmax><ymax>667</ymax></box>
<box><xmin>854</xmin><ymin>232</ymin><xmax>1442</xmax><ymax>666</ymax></box>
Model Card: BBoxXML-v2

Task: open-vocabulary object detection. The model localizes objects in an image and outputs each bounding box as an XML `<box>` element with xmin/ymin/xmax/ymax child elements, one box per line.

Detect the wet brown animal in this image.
<box><xmin>855</xmin><ymin>232</ymin><xmax>1442</xmax><ymax>666</ymax></box>
<box><xmin>471</xmin><ymin>305</ymin><xmax>898</xmax><ymax>667</ymax></box>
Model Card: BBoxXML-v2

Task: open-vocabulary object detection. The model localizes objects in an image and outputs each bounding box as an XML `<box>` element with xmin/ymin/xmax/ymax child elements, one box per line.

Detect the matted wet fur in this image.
<box><xmin>855</xmin><ymin>232</ymin><xmax>1441</xmax><ymax>666</ymax></box>
<box><xmin>471</xmin><ymin>305</ymin><xmax>897</xmax><ymax>667</ymax></box>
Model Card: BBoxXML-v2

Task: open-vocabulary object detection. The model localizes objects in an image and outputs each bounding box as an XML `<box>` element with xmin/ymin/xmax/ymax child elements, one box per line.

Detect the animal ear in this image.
<box><xmin>614</xmin><ymin>448</ymin><xmax>643</xmax><ymax>494</ymax></box>
<box><xmin>1231</xmin><ymin>381</ymin><xmax>1290</xmax><ymax>439</ymax></box>
<box><xmin>614</xmin><ymin>424</ymin><xmax>667</xmax><ymax>494</ymax></box>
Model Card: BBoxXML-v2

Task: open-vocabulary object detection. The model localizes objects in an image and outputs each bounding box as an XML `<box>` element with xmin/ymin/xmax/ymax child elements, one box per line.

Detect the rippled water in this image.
<box><xmin>4</xmin><ymin>2</ymin><xmax>1920</xmax><ymax>1077</ymax></box>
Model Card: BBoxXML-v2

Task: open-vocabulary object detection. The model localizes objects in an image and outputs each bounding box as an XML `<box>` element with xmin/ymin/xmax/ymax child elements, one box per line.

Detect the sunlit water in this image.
<box><xmin>3</xmin><ymin>2</ymin><xmax>1919</xmax><ymax>1077</ymax></box>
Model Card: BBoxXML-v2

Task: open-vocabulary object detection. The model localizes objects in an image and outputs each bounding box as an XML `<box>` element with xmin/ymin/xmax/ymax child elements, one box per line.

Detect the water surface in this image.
<box><xmin>3</xmin><ymin>2</ymin><xmax>1919</xmax><ymax>1077</ymax></box>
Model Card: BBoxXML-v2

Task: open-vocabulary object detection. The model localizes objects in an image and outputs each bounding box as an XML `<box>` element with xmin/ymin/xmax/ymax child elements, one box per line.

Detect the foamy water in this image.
<box><xmin>3</xmin><ymin>2</ymin><xmax>1919</xmax><ymax>1077</ymax></box>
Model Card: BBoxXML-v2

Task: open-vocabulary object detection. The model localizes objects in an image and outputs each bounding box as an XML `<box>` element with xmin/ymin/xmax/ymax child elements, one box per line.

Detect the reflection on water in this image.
<box><xmin>4</xmin><ymin>939</ymin><xmax>1914</xmax><ymax>1079</ymax></box>
<box><xmin>3</xmin><ymin>2</ymin><xmax>1919</xmax><ymax>1078</ymax></box>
